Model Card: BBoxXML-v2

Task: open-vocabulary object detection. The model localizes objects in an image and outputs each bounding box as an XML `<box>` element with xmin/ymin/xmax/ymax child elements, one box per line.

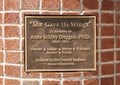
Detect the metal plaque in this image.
<box><xmin>25</xmin><ymin>15</ymin><xmax>96</xmax><ymax>72</ymax></box>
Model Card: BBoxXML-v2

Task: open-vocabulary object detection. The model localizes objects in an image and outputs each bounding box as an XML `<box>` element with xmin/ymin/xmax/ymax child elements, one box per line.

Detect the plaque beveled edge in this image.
<box><xmin>24</xmin><ymin>15</ymin><xmax>96</xmax><ymax>72</ymax></box>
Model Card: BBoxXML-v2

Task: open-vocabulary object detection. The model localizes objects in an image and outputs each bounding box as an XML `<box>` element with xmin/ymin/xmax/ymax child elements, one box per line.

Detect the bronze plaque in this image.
<box><xmin>25</xmin><ymin>15</ymin><xmax>96</xmax><ymax>72</ymax></box>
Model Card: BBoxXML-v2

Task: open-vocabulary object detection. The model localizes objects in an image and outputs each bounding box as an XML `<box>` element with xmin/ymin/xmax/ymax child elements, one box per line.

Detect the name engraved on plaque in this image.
<box><xmin>25</xmin><ymin>16</ymin><xmax>96</xmax><ymax>72</ymax></box>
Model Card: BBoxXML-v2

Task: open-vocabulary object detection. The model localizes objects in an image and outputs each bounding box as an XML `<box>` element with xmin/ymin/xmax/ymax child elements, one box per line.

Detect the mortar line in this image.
<box><xmin>39</xmin><ymin>0</ymin><xmax>42</xmax><ymax>14</ymax></box>
<box><xmin>60</xmin><ymin>0</ymin><xmax>63</xmax><ymax>14</ymax></box>
<box><xmin>114</xmin><ymin>0</ymin><xmax>117</xmax><ymax>85</ymax></box>
<box><xmin>2</xmin><ymin>0</ymin><xmax>6</xmax><ymax>85</ymax></box>
<box><xmin>19</xmin><ymin>0</ymin><xmax>23</xmax><ymax>84</ymax></box>
<box><xmin>98</xmin><ymin>0</ymin><xmax>102</xmax><ymax>85</ymax></box>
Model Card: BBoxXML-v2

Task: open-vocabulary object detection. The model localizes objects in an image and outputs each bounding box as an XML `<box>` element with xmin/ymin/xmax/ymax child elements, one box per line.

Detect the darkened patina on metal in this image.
<box><xmin>25</xmin><ymin>15</ymin><xmax>96</xmax><ymax>72</ymax></box>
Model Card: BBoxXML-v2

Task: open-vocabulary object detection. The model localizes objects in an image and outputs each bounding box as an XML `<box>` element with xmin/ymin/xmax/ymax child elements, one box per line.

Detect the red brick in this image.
<box><xmin>116</xmin><ymin>75</ymin><xmax>120</xmax><ymax>85</ymax></box>
<box><xmin>84</xmin><ymin>79</ymin><xmax>99</xmax><ymax>85</ymax></box>
<box><xmin>116</xmin><ymin>51</ymin><xmax>120</xmax><ymax>61</ymax></box>
<box><xmin>0</xmin><ymin>39</ymin><xmax>3</xmax><ymax>50</ymax></box>
<box><xmin>101</xmin><ymin>38</ymin><xmax>114</xmax><ymax>49</ymax></box>
<box><xmin>62</xmin><ymin>0</ymin><xmax>80</xmax><ymax>10</ymax></box>
<box><xmin>116</xmin><ymin>2</ymin><xmax>120</xmax><ymax>11</ymax></box>
<box><xmin>63</xmin><ymin>80</ymin><xmax>80</xmax><ymax>85</ymax></box>
<box><xmin>43</xmin><ymin>81</ymin><xmax>60</xmax><ymax>85</ymax></box>
<box><xmin>62</xmin><ymin>12</ymin><xmax>80</xmax><ymax>15</ymax></box>
<box><xmin>0</xmin><ymin>52</ymin><xmax>3</xmax><ymax>62</ymax></box>
<box><xmin>4</xmin><ymin>13</ymin><xmax>19</xmax><ymax>24</ymax></box>
<box><xmin>0</xmin><ymin>65</ymin><xmax>3</xmax><ymax>76</ymax></box>
<box><xmin>102</xmin><ymin>64</ymin><xmax>114</xmax><ymax>75</ymax></box>
<box><xmin>23</xmin><ymin>81</ymin><xmax>39</xmax><ymax>85</ymax></box>
<box><xmin>22</xmin><ymin>0</ymin><xmax>39</xmax><ymax>10</ymax></box>
<box><xmin>5</xmin><ymin>65</ymin><xmax>20</xmax><ymax>77</ymax></box>
<box><xmin>22</xmin><ymin>12</ymin><xmax>39</xmax><ymax>23</ymax></box>
<box><xmin>0</xmin><ymin>26</ymin><xmax>2</xmax><ymax>37</ymax></box>
<box><xmin>0</xmin><ymin>0</ymin><xmax>2</xmax><ymax>11</ymax></box>
<box><xmin>102</xmin><ymin>0</ymin><xmax>114</xmax><ymax>10</ymax></box>
<box><xmin>0</xmin><ymin>78</ymin><xmax>3</xmax><ymax>85</ymax></box>
<box><xmin>101</xmin><ymin>26</ymin><xmax>114</xmax><ymax>36</ymax></box>
<box><xmin>5</xmin><ymin>26</ymin><xmax>19</xmax><ymax>37</ymax></box>
<box><xmin>22</xmin><ymin>67</ymin><xmax>39</xmax><ymax>78</ymax></box>
<box><xmin>101</xmin><ymin>77</ymin><xmax>114</xmax><ymax>85</ymax></box>
<box><xmin>63</xmin><ymin>72</ymin><xmax>81</xmax><ymax>77</ymax></box>
<box><xmin>5</xmin><ymin>40</ymin><xmax>19</xmax><ymax>50</ymax></box>
<box><xmin>6</xmin><ymin>52</ymin><xmax>20</xmax><ymax>64</ymax></box>
<box><xmin>83</xmin><ymin>12</ymin><xmax>99</xmax><ymax>23</ymax></box>
<box><xmin>83</xmin><ymin>0</ymin><xmax>98</xmax><ymax>10</ymax></box>
<box><xmin>101</xmin><ymin>51</ymin><xmax>114</xmax><ymax>62</ymax></box>
<box><xmin>5</xmin><ymin>79</ymin><xmax>20</xmax><ymax>85</ymax></box>
<box><xmin>116</xmin><ymin>63</ymin><xmax>120</xmax><ymax>73</ymax></box>
<box><xmin>5</xmin><ymin>0</ymin><xmax>20</xmax><ymax>10</ymax></box>
<box><xmin>0</xmin><ymin>13</ymin><xmax>2</xmax><ymax>24</ymax></box>
<box><xmin>42</xmin><ymin>72</ymin><xmax>60</xmax><ymax>78</ymax></box>
<box><xmin>101</xmin><ymin>13</ymin><xmax>113</xmax><ymax>23</ymax></box>
<box><xmin>42</xmin><ymin>0</ymin><xmax>60</xmax><ymax>10</ymax></box>
<box><xmin>117</xmin><ymin>38</ymin><xmax>120</xmax><ymax>48</ymax></box>
<box><xmin>116</xmin><ymin>26</ymin><xmax>120</xmax><ymax>36</ymax></box>
<box><xmin>83</xmin><ymin>66</ymin><xmax>99</xmax><ymax>76</ymax></box>
<box><xmin>116</xmin><ymin>14</ymin><xmax>120</xmax><ymax>24</ymax></box>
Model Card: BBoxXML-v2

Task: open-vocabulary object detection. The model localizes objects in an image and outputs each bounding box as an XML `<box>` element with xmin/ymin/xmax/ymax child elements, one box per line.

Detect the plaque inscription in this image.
<box><xmin>25</xmin><ymin>16</ymin><xmax>96</xmax><ymax>71</ymax></box>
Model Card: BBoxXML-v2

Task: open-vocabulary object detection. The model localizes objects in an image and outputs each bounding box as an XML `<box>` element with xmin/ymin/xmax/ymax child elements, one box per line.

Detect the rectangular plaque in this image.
<box><xmin>25</xmin><ymin>15</ymin><xmax>96</xmax><ymax>72</ymax></box>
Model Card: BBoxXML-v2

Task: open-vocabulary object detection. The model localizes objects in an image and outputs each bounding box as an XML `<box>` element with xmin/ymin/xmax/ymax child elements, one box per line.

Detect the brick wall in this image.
<box><xmin>0</xmin><ymin>0</ymin><xmax>120</xmax><ymax>85</ymax></box>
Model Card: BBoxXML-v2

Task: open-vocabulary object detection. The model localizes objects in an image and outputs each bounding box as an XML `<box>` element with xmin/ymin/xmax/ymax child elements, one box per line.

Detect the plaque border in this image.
<box><xmin>24</xmin><ymin>15</ymin><xmax>96</xmax><ymax>72</ymax></box>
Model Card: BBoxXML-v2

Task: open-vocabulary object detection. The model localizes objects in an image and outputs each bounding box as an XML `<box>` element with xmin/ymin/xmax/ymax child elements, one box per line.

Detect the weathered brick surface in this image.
<box><xmin>0</xmin><ymin>52</ymin><xmax>3</xmax><ymax>62</ymax></box>
<box><xmin>0</xmin><ymin>29</ymin><xmax>1</xmax><ymax>36</ymax></box>
<box><xmin>0</xmin><ymin>0</ymin><xmax>2</xmax><ymax>11</ymax></box>
<box><xmin>23</xmin><ymin>81</ymin><xmax>39</xmax><ymax>85</ymax></box>
<box><xmin>42</xmin><ymin>0</ymin><xmax>60</xmax><ymax>10</ymax></box>
<box><xmin>5</xmin><ymin>40</ymin><xmax>19</xmax><ymax>50</ymax></box>
<box><xmin>5</xmin><ymin>65</ymin><xmax>20</xmax><ymax>77</ymax></box>
<box><xmin>83</xmin><ymin>0</ymin><xmax>98</xmax><ymax>10</ymax></box>
<box><xmin>6</xmin><ymin>52</ymin><xmax>20</xmax><ymax>64</ymax></box>
<box><xmin>117</xmin><ymin>51</ymin><xmax>120</xmax><ymax>61</ymax></box>
<box><xmin>101</xmin><ymin>51</ymin><xmax>114</xmax><ymax>62</ymax></box>
<box><xmin>0</xmin><ymin>0</ymin><xmax>119</xmax><ymax>85</ymax></box>
<box><xmin>101</xmin><ymin>77</ymin><xmax>114</xmax><ymax>85</ymax></box>
<box><xmin>102</xmin><ymin>64</ymin><xmax>114</xmax><ymax>75</ymax></box>
<box><xmin>116</xmin><ymin>75</ymin><xmax>120</xmax><ymax>85</ymax></box>
<box><xmin>5</xmin><ymin>26</ymin><xmax>19</xmax><ymax>37</ymax></box>
<box><xmin>63</xmin><ymin>72</ymin><xmax>81</xmax><ymax>77</ymax></box>
<box><xmin>43</xmin><ymin>81</ymin><xmax>60</xmax><ymax>85</ymax></box>
<box><xmin>0</xmin><ymin>13</ymin><xmax>2</xmax><ymax>24</ymax></box>
<box><xmin>42</xmin><ymin>72</ymin><xmax>61</xmax><ymax>78</ymax></box>
<box><xmin>0</xmin><ymin>39</ymin><xmax>3</xmax><ymax>50</ymax></box>
<box><xmin>22</xmin><ymin>0</ymin><xmax>39</xmax><ymax>10</ymax></box>
<box><xmin>62</xmin><ymin>0</ymin><xmax>80</xmax><ymax>10</ymax></box>
<box><xmin>0</xmin><ymin>65</ymin><xmax>3</xmax><ymax>76</ymax></box>
<box><xmin>5</xmin><ymin>79</ymin><xmax>20</xmax><ymax>85</ymax></box>
<box><xmin>101</xmin><ymin>13</ymin><xmax>114</xmax><ymax>23</ymax></box>
<box><xmin>102</xmin><ymin>0</ymin><xmax>114</xmax><ymax>10</ymax></box>
<box><xmin>101</xmin><ymin>38</ymin><xmax>114</xmax><ymax>49</ymax></box>
<box><xmin>5</xmin><ymin>0</ymin><xmax>20</xmax><ymax>10</ymax></box>
<box><xmin>4</xmin><ymin>13</ymin><xmax>19</xmax><ymax>24</ymax></box>
<box><xmin>63</xmin><ymin>80</ymin><xmax>80</xmax><ymax>85</ymax></box>
<box><xmin>84</xmin><ymin>79</ymin><xmax>99</xmax><ymax>85</ymax></box>
<box><xmin>101</xmin><ymin>26</ymin><xmax>114</xmax><ymax>36</ymax></box>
